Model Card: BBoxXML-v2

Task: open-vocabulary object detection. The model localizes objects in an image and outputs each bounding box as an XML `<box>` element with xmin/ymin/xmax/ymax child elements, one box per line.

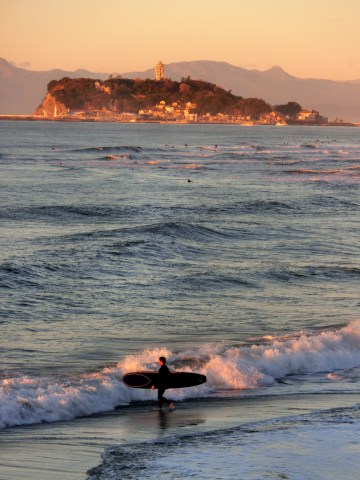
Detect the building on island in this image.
<box><xmin>298</xmin><ymin>109</ymin><xmax>328</xmax><ymax>124</ymax></box>
<box><xmin>155</xmin><ymin>61</ymin><xmax>165</xmax><ymax>81</ymax></box>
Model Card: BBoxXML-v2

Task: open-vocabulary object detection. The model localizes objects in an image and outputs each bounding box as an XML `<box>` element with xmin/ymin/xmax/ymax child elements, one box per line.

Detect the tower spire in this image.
<box><xmin>155</xmin><ymin>61</ymin><xmax>165</xmax><ymax>81</ymax></box>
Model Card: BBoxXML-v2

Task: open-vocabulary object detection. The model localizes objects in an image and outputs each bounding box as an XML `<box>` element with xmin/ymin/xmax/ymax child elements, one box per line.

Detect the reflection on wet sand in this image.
<box><xmin>157</xmin><ymin>408</ymin><xmax>206</xmax><ymax>434</ymax></box>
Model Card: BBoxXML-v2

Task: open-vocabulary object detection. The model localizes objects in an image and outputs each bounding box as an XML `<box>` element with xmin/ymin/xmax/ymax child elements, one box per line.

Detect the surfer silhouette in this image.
<box><xmin>152</xmin><ymin>357</ymin><xmax>175</xmax><ymax>410</ymax></box>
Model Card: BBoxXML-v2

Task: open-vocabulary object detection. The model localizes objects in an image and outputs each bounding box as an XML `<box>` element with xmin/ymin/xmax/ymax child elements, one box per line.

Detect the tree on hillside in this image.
<box><xmin>274</xmin><ymin>101</ymin><xmax>302</xmax><ymax>118</ymax></box>
<box><xmin>44</xmin><ymin>77</ymin><xmax>274</xmax><ymax>118</ymax></box>
<box><xmin>239</xmin><ymin>98</ymin><xmax>272</xmax><ymax>119</ymax></box>
<box><xmin>179</xmin><ymin>82</ymin><xmax>191</xmax><ymax>95</ymax></box>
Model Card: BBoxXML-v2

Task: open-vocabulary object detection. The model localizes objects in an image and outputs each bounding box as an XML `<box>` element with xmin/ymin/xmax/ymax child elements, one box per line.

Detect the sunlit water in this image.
<box><xmin>0</xmin><ymin>121</ymin><xmax>359</xmax><ymax>478</ymax></box>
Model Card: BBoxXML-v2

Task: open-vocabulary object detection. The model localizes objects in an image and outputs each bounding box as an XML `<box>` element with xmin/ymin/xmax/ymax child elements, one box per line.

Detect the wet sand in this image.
<box><xmin>1</xmin><ymin>392</ymin><xmax>360</xmax><ymax>480</ymax></box>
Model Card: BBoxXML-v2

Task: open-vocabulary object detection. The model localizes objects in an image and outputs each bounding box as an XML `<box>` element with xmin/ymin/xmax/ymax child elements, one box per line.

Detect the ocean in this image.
<box><xmin>0</xmin><ymin>121</ymin><xmax>359</xmax><ymax>479</ymax></box>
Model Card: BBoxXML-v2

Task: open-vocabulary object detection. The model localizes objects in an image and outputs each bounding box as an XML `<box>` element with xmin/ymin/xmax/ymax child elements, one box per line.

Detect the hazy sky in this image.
<box><xmin>1</xmin><ymin>0</ymin><xmax>359</xmax><ymax>80</ymax></box>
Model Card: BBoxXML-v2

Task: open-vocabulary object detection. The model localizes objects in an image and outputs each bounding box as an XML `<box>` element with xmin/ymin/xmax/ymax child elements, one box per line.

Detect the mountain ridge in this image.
<box><xmin>122</xmin><ymin>60</ymin><xmax>360</xmax><ymax>121</ymax></box>
<box><xmin>0</xmin><ymin>58</ymin><xmax>109</xmax><ymax>115</ymax></box>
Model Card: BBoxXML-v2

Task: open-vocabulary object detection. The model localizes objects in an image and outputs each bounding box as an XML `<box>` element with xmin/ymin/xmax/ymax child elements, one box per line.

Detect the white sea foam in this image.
<box><xmin>89</xmin><ymin>406</ymin><xmax>360</xmax><ymax>480</ymax></box>
<box><xmin>1</xmin><ymin>321</ymin><xmax>360</xmax><ymax>428</ymax></box>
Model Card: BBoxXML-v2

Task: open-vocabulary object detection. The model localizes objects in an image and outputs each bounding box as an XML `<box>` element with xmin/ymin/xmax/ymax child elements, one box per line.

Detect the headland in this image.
<box><xmin>1</xmin><ymin>76</ymin><xmax>358</xmax><ymax>126</ymax></box>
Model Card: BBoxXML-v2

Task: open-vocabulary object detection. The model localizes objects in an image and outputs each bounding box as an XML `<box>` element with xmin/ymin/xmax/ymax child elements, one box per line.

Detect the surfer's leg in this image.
<box><xmin>162</xmin><ymin>390</ymin><xmax>174</xmax><ymax>409</ymax></box>
<box><xmin>158</xmin><ymin>388</ymin><xmax>174</xmax><ymax>410</ymax></box>
<box><xmin>158</xmin><ymin>388</ymin><xmax>165</xmax><ymax>408</ymax></box>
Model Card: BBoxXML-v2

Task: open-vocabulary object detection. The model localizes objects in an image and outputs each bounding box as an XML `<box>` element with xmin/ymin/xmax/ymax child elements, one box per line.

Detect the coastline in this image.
<box><xmin>0</xmin><ymin>115</ymin><xmax>358</xmax><ymax>126</ymax></box>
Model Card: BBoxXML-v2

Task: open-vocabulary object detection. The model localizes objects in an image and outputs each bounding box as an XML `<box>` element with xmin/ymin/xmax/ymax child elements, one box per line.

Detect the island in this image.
<box><xmin>2</xmin><ymin>76</ymin><xmax>355</xmax><ymax>126</ymax></box>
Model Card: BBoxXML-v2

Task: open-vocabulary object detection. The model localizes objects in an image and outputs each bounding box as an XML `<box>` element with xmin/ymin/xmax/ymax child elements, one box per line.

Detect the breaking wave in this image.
<box><xmin>1</xmin><ymin>320</ymin><xmax>360</xmax><ymax>428</ymax></box>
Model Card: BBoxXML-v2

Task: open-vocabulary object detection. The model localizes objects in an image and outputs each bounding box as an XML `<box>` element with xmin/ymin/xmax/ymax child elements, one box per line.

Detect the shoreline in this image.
<box><xmin>0</xmin><ymin>115</ymin><xmax>358</xmax><ymax>127</ymax></box>
<box><xmin>1</xmin><ymin>392</ymin><xmax>359</xmax><ymax>480</ymax></box>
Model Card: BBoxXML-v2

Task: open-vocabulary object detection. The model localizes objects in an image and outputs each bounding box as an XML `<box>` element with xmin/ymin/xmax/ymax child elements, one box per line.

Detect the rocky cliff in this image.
<box><xmin>34</xmin><ymin>93</ymin><xmax>67</xmax><ymax>117</ymax></box>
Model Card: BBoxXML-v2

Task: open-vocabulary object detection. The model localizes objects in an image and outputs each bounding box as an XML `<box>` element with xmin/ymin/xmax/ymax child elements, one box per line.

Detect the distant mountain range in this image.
<box><xmin>1</xmin><ymin>58</ymin><xmax>360</xmax><ymax>121</ymax></box>
<box><xmin>0</xmin><ymin>58</ymin><xmax>109</xmax><ymax>115</ymax></box>
<box><xmin>123</xmin><ymin>61</ymin><xmax>360</xmax><ymax>122</ymax></box>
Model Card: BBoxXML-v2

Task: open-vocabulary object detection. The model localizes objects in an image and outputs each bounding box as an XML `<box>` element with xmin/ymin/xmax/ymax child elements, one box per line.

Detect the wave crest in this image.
<box><xmin>1</xmin><ymin>321</ymin><xmax>360</xmax><ymax>428</ymax></box>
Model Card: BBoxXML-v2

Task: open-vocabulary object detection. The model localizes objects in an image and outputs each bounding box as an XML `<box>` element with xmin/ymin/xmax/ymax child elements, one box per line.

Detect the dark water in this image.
<box><xmin>0</xmin><ymin>120</ymin><xmax>359</xmax><ymax>424</ymax></box>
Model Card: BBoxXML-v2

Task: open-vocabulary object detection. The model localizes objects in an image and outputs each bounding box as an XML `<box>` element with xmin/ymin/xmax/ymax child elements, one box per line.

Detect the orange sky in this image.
<box><xmin>1</xmin><ymin>0</ymin><xmax>359</xmax><ymax>80</ymax></box>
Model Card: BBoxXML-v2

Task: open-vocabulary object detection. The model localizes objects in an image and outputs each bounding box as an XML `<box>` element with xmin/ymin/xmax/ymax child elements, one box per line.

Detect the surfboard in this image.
<box><xmin>122</xmin><ymin>371</ymin><xmax>206</xmax><ymax>389</ymax></box>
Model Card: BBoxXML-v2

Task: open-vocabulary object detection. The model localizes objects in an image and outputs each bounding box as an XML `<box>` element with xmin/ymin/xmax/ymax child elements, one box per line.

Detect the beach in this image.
<box><xmin>1</xmin><ymin>392</ymin><xmax>359</xmax><ymax>479</ymax></box>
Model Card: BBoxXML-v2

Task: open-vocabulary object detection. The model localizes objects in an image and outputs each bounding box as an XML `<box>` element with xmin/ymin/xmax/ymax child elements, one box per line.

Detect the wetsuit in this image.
<box><xmin>158</xmin><ymin>364</ymin><xmax>172</xmax><ymax>408</ymax></box>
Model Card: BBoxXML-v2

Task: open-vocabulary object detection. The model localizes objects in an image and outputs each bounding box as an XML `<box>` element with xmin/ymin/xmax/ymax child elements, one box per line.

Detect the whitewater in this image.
<box><xmin>0</xmin><ymin>121</ymin><xmax>359</xmax><ymax>479</ymax></box>
<box><xmin>1</xmin><ymin>320</ymin><xmax>360</xmax><ymax>429</ymax></box>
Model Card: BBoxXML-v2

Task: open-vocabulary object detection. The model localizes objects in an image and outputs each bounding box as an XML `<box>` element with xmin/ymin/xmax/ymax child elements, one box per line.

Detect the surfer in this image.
<box><xmin>151</xmin><ymin>357</ymin><xmax>175</xmax><ymax>410</ymax></box>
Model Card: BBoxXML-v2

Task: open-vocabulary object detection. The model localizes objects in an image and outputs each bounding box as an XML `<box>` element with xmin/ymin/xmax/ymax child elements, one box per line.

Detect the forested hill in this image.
<box><xmin>35</xmin><ymin>76</ymin><xmax>272</xmax><ymax>118</ymax></box>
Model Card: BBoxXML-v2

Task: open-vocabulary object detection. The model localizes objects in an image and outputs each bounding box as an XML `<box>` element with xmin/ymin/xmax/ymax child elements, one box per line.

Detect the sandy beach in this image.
<box><xmin>1</xmin><ymin>392</ymin><xmax>359</xmax><ymax>480</ymax></box>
